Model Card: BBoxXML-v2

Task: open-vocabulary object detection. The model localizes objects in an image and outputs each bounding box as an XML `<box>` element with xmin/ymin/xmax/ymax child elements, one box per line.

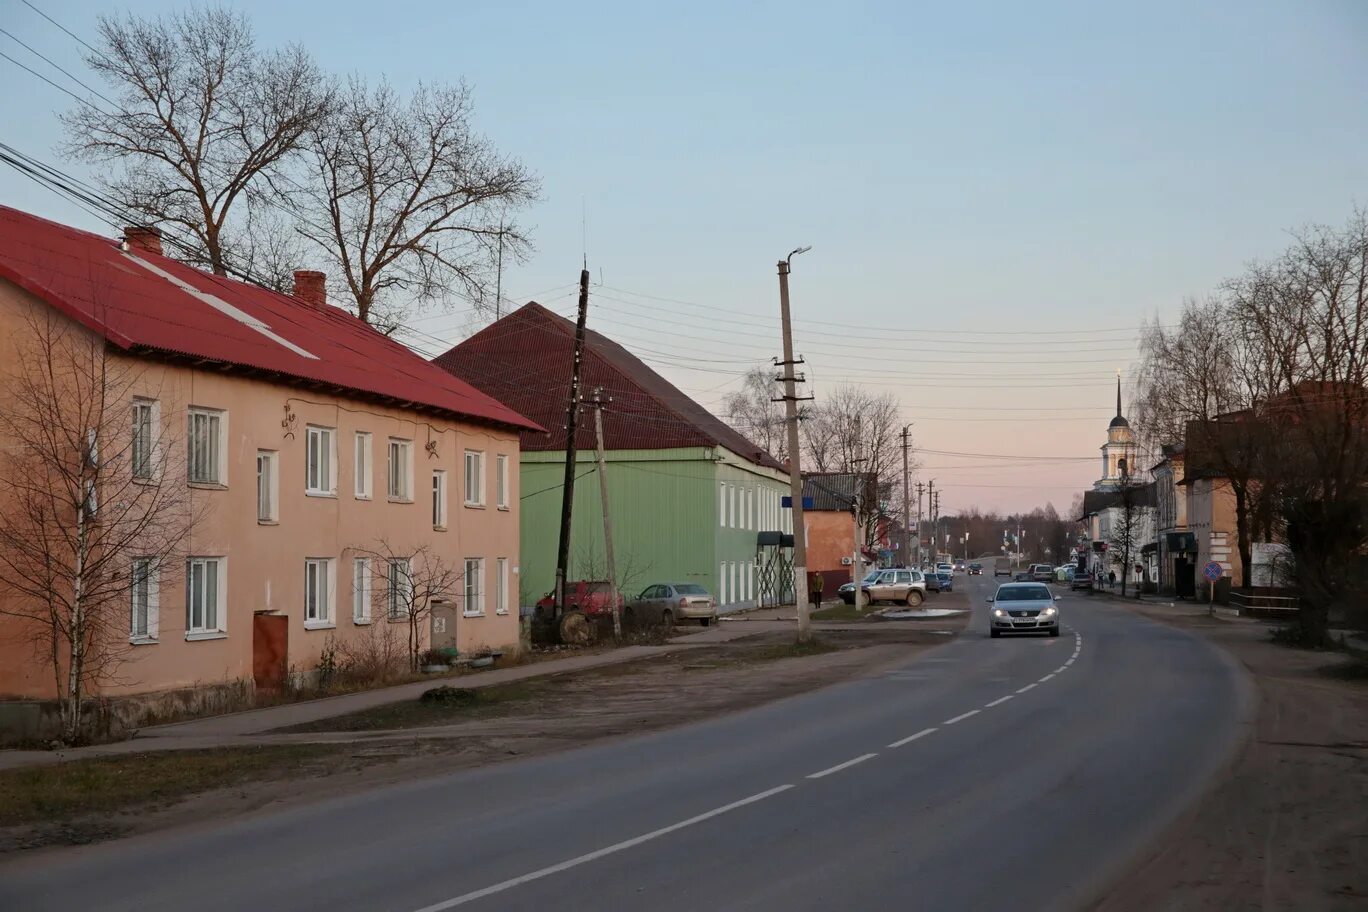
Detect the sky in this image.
<box><xmin>3</xmin><ymin>0</ymin><xmax>1366</xmax><ymax>514</ymax></box>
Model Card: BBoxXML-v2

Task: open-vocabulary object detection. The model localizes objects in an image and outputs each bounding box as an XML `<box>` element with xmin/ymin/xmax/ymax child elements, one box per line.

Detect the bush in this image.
<box><xmin>419</xmin><ymin>686</ymin><xmax>478</xmax><ymax>706</ymax></box>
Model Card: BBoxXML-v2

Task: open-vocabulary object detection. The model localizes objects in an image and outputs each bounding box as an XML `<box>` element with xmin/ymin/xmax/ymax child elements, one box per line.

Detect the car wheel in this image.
<box><xmin>990</xmin><ymin>628</ymin><xmax>1001</xmax><ymax>638</ymax></box>
<box><xmin>1048</xmin><ymin>626</ymin><xmax>1060</xmax><ymax>637</ymax></box>
<box><xmin>623</xmin><ymin>607</ymin><xmax>636</xmax><ymax>630</ymax></box>
<box><xmin>660</xmin><ymin>609</ymin><xmax>674</xmax><ymax>632</ymax></box>
<box><xmin>699</xmin><ymin>616</ymin><xmax>712</xmax><ymax>627</ymax></box>
<box><xmin>906</xmin><ymin>590</ymin><xmax>923</xmax><ymax>607</ymax></box>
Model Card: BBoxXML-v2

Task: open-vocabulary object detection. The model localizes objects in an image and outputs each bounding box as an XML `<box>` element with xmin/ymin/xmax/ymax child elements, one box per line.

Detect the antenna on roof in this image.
<box><xmin>581</xmin><ymin>196</ymin><xmax>588</xmax><ymax>271</ymax></box>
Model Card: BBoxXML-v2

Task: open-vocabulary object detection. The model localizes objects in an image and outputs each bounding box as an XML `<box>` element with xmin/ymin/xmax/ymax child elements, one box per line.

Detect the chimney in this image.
<box><xmin>292</xmin><ymin>270</ymin><xmax>326</xmax><ymax>308</ymax></box>
<box><xmin>124</xmin><ymin>226</ymin><xmax>163</xmax><ymax>256</ymax></box>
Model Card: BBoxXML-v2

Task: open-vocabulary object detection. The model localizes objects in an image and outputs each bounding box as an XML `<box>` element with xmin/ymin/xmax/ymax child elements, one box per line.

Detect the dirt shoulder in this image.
<box><xmin>1</xmin><ymin>619</ymin><xmax>966</xmax><ymax>855</ymax></box>
<box><xmin>1094</xmin><ymin>601</ymin><xmax>1368</xmax><ymax>911</ymax></box>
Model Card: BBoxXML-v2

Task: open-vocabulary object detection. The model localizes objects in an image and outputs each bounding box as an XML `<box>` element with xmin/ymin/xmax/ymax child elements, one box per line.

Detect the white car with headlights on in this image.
<box><xmin>987</xmin><ymin>582</ymin><xmax>1060</xmax><ymax>638</ymax></box>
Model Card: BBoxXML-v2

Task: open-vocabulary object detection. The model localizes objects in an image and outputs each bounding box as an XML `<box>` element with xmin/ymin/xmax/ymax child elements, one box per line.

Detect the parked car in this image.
<box><xmin>1030</xmin><ymin>563</ymin><xmax>1055</xmax><ymax>582</ymax></box>
<box><xmin>936</xmin><ymin>563</ymin><xmax>954</xmax><ymax>578</ymax></box>
<box><xmin>535</xmin><ymin>580</ymin><xmax>623</xmax><ymax>621</ymax></box>
<box><xmin>924</xmin><ymin>572</ymin><xmax>943</xmax><ymax>593</ymax></box>
<box><xmin>936</xmin><ymin>571</ymin><xmax>954</xmax><ymax>593</ymax></box>
<box><xmin>840</xmin><ymin>568</ymin><xmax>926</xmax><ymax>606</ymax></box>
<box><xmin>627</xmin><ymin>583</ymin><xmax>717</xmax><ymax>629</ymax></box>
<box><xmin>967</xmin><ymin>562</ymin><xmax>984</xmax><ymax>576</ymax></box>
<box><xmin>993</xmin><ymin>557</ymin><xmax>1012</xmax><ymax>577</ymax></box>
<box><xmin>1070</xmin><ymin>570</ymin><xmax>1095</xmax><ymax>591</ymax></box>
<box><xmin>987</xmin><ymin>582</ymin><xmax>1061</xmax><ymax>638</ymax></box>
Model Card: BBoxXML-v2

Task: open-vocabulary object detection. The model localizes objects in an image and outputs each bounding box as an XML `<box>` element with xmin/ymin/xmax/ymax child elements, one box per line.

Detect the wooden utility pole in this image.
<box><xmin>915</xmin><ymin>482</ymin><xmax>925</xmax><ymax>568</ymax></box>
<box><xmin>553</xmin><ymin>267</ymin><xmax>591</xmax><ymax>620</ymax></box>
<box><xmin>852</xmin><ymin>487</ymin><xmax>865</xmax><ymax>611</ymax></box>
<box><xmin>588</xmin><ymin>388</ymin><xmax>621</xmax><ymax>640</ymax></box>
<box><xmin>900</xmin><ymin>424</ymin><xmax>912</xmax><ymax>568</ymax></box>
<box><xmin>776</xmin><ymin>247</ymin><xmax>813</xmax><ymax>641</ymax></box>
<box><xmin>926</xmin><ymin>480</ymin><xmax>935</xmax><ymax>562</ymax></box>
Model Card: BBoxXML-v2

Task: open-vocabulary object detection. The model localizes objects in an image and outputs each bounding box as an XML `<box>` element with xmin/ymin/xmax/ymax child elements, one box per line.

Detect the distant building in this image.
<box><xmin>1078</xmin><ymin>377</ymin><xmax>1155</xmax><ymax>587</ymax></box>
<box><xmin>1150</xmin><ymin>445</ymin><xmax>1194</xmax><ymax>596</ymax></box>
<box><xmin>434</xmin><ymin>303</ymin><xmax>792</xmax><ymax>611</ymax></box>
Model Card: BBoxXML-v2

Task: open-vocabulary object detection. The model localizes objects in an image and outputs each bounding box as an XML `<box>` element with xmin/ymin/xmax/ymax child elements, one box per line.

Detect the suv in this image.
<box><xmin>1030</xmin><ymin>563</ymin><xmax>1054</xmax><ymax>582</ymax></box>
<box><xmin>535</xmin><ymin>581</ymin><xmax>623</xmax><ymax>620</ymax></box>
<box><xmin>841</xmin><ymin>568</ymin><xmax>926</xmax><ymax>607</ymax></box>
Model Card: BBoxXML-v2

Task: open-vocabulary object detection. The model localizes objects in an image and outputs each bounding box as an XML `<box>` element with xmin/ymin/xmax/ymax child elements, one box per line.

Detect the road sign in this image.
<box><xmin>781</xmin><ymin>496</ymin><xmax>814</xmax><ymax>509</ymax></box>
<box><xmin>1203</xmin><ymin>561</ymin><xmax>1223</xmax><ymax>582</ymax></box>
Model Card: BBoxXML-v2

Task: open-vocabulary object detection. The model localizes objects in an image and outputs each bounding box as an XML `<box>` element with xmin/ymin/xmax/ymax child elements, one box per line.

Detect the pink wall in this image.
<box><xmin>0</xmin><ymin>282</ymin><xmax>522</xmax><ymax>700</ymax></box>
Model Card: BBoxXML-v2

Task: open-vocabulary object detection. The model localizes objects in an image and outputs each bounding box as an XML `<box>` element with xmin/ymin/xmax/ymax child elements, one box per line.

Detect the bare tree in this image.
<box><xmin>721</xmin><ymin>367</ymin><xmax>788</xmax><ymax>463</ymax></box>
<box><xmin>296</xmin><ymin>77</ymin><xmax>539</xmax><ymax>327</ymax></box>
<box><xmin>801</xmin><ymin>385</ymin><xmax>905</xmax><ymax>545</ymax></box>
<box><xmin>0</xmin><ymin>312</ymin><xmax>195</xmax><ymax>743</ymax></box>
<box><xmin>354</xmin><ymin>540</ymin><xmax>464</xmax><ymax>672</ymax></box>
<box><xmin>1106</xmin><ymin>462</ymin><xmax>1151</xmax><ymax>598</ymax></box>
<box><xmin>1230</xmin><ymin>209</ymin><xmax>1368</xmax><ymax>645</ymax></box>
<box><xmin>61</xmin><ymin>8</ymin><xmax>330</xmax><ymax>276</ymax></box>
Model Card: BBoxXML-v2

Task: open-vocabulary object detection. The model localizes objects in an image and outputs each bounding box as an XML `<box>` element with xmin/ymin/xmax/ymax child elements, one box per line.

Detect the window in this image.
<box><xmin>496</xmin><ymin>455</ymin><xmax>509</xmax><ymax>508</ymax></box>
<box><xmin>354</xmin><ymin>432</ymin><xmax>372</xmax><ymax>499</ymax></box>
<box><xmin>495</xmin><ymin>557</ymin><xmax>508</xmax><ymax>615</ymax></box>
<box><xmin>132</xmin><ymin>400</ymin><xmax>155</xmax><ymax>480</ymax></box>
<box><xmin>187</xmin><ymin>408</ymin><xmax>223</xmax><ymax>485</ymax></box>
<box><xmin>719</xmin><ymin>562</ymin><xmax>728</xmax><ymax>603</ymax></box>
<box><xmin>352</xmin><ymin>558</ymin><xmax>372</xmax><ymax>623</ymax></box>
<box><xmin>432</xmin><ymin>471</ymin><xmax>448</xmax><ymax>528</ymax></box>
<box><xmin>306</xmin><ymin>426</ymin><xmax>335</xmax><ymax>495</ymax></box>
<box><xmin>464</xmin><ymin>450</ymin><xmax>485</xmax><ymax>506</ymax></box>
<box><xmin>463</xmin><ymin>557</ymin><xmax>484</xmax><ymax>615</ymax></box>
<box><xmin>185</xmin><ymin>557</ymin><xmax>224</xmax><ymax>636</ymax></box>
<box><xmin>719</xmin><ymin>484</ymin><xmax>726</xmax><ymax>527</ymax></box>
<box><xmin>387</xmin><ymin>439</ymin><xmax>412</xmax><ymax>500</ymax></box>
<box><xmin>387</xmin><ymin>558</ymin><xmax>411</xmax><ymax>618</ymax></box>
<box><xmin>305</xmin><ymin>558</ymin><xmax>334</xmax><ymax>627</ymax></box>
<box><xmin>256</xmin><ymin>450</ymin><xmax>277</xmax><ymax>522</ymax></box>
<box><xmin>131</xmin><ymin>558</ymin><xmax>158</xmax><ymax>641</ymax></box>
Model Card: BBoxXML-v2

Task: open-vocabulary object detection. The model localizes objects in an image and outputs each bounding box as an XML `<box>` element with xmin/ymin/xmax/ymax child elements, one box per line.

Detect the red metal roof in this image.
<box><xmin>434</xmin><ymin>302</ymin><xmax>785</xmax><ymax>470</ymax></box>
<box><xmin>0</xmin><ymin>206</ymin><xmax>538</xmax><ymax>432</ymax></box>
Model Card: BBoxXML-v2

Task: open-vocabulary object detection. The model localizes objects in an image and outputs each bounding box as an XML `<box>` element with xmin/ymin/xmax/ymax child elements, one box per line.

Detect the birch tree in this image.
<box><xmin>0</xmin><ymin>312</ymin><xmax>194</xmax><ymax>743</ymax></box>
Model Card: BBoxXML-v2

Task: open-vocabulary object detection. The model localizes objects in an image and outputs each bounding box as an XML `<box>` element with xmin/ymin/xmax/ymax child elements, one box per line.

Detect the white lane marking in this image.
<box><xmin>409</xmin><ymin>784</ymin><xmax>795</xmax><ymax>911</ymax></box>
<box><xmin>985</xmin><ymin>695</ymin><xmax>1014</xmax><ymax>708</ymax></box>
<box><xmin>888</xmin><ymin>727</ymin><xmax>938</xmax><ymax>748</ymax></box>
<box><xmin>943</xmin><ymin>709</ymin><xmax>980</xmax><ymax>725</ymax></box>
<box><xmin>1016</xmin><ymin>683</ymin><xmax>1038</xmax><ymax>694</ymax></box>
<box><xmin>1039</xmin><ymin>673</ymin><xmax>1056</xmax><ymax>682</ymax></box>
<box><xmin>807</xmin><ymin>753</ymin><xmax>878</xmax><ymax>779</ymax></box>
<box><xmin>1055</xmin><ymin>665</ymin><xmax>1069</xmax><ymax>673</ymax></box>
<box><xmin>1064</xmin><ymin>659</ymin><xmax>1075</xmax><ymax>666</ymax></box>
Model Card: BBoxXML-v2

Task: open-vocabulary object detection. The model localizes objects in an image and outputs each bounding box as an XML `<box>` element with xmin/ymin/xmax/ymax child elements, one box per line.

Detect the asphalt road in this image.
<box><xmin>1</xmin><ymin>573</ymin><xmax>1250</xmax><ymax>911</ymax></box>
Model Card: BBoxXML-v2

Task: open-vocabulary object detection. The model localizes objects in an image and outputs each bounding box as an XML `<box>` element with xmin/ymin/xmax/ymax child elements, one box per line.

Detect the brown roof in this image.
<box><xmin>433</xmin><ymin>302</ymin><xmax>785</xmax><ymax>469</ymax></box>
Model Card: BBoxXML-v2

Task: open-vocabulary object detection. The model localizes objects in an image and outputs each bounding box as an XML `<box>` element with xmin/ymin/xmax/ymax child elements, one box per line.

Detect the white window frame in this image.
<box><xmin>352</xmin><ymin>557</ymin><xmax>372</xmax><ymax>624</ymax></box>
<box><xmin>185</xmin><ymin>556</ymin><xmax>226</xmax><ymax>639</ymax></box>
<box><xmin>496</xmin><ymin>454</ymin><xmax>509</xmax><ymax>509</ymax></box>
<box><xmin>719</xmin><ymin>561</ymin><xmax>727</xmax><ymax>603</ymax></box>
<box><xmin>354</xmin><ymin>432</ymin><xmax>373</xmax><ymax>500</ymax></box>
<box><xmin>131</xmin><ymin>399</ymin><xmax>157</xmax><ymax>481</ymax></box>
<box><xmin>387</xmin><ymin>438</ymin><xmax>412</xmax><ymax>501</ymax></box>
<box><xmin>432</xmin><ymin>470</ymin><xmax>448</xmax><ymax>529</ymax></box>
<box><xmin>187</xmin><ymin>407</ymin><xmax>225</xmax><ymax>486</ymax></box>
<box><xmin>495</xmin><ymin>557</ymin><xmax>509</xmax><ymax>615</ymax></box>
<box><xmin>719</xmin><ymin>483</ymin><xmax>726</xmax><ymax>528</ymax></box>
<box><xmin>306</xmin><ymin>426</ymin><xmax>337</xmax><ymax>496</ymax></box>
<box><xmin>130</xmin><ymin>557</ymin><xmax>158</xmax><ymax>642</ymax></box>
<box><xmin>304</xmin><ymin>558</ymin><xmax>335</xmax><ymax>629</ymax></box>
<box><xmin>463</xmin><ymin>557</ymin><xmax>484</xmax><ymax>616</ymax></box>
<box><xmin>256</xmin><ymin>450</ymin><xmax>278</xmax><ymax>522</ymax></box>
<box><xmin>387</xmin><ymin>558</ymin><xmax>411</xmax><ymax>618</ymax></box>
<box><xmin>464</xmin><ymin>450</ymin><xmax>485</xmax><ymax>506</ymax></box>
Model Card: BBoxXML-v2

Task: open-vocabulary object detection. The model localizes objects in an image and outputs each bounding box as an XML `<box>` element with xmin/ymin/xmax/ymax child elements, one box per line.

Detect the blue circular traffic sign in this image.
<box><xmin>1203</xmin><ymin>561</ymin><xmax>1223</xmax><ymax>582</ymax></box>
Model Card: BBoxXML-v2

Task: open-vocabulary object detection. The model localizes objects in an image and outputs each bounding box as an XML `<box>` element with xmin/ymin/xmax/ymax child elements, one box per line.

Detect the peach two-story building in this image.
<box><xmin>0</xmin><ymin>206</ymin><xmax>538</xmax><ymax>726</ymax></box>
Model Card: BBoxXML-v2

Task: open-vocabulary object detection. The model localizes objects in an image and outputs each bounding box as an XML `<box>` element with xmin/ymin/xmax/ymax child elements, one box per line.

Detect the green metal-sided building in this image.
<box><xmin>435</xmin><ymin>303</ymin><xmax>794</xmax><ymax>611</ymax></box>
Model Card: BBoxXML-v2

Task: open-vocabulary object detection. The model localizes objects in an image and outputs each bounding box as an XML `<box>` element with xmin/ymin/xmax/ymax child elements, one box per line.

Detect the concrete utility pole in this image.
<box><xmin>927</xmin><ymin>481</ymin><xmax>936</xmax><ymax>561</ymax></box>
<box><xmin>915</xmin><ymin>482</ymin><xmax>925</xmax><ymax>568</ymax></box>
<box><xmin>900</xmin><ymin>424</ymin><xmax>912</xmax><ymax>567</ymax></box>
<box><xmin>554</xmin><ymin>267</ymin><xmax>591</xmax><ymax>621</ymax></box>
<box><xmin>852</xmin><ymin>487</ymin><xmax>866</xmax><ymax>611</ymax></box>
<box><xmin>587</xmin><ymin>388</ymin><xmax>621</xmax><ymax>640</ymax></box>
<box><xmin>776</xmin><ymin>246</ymin><xmax>813</xmax><ymax>641</ymax></box>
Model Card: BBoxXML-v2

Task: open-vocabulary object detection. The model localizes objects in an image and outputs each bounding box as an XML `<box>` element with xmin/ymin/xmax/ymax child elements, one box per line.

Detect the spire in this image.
<box><xmin>1116</xmin><ymin>372</ymin><xmax>1122</xmax><ymax>418</ymax></box>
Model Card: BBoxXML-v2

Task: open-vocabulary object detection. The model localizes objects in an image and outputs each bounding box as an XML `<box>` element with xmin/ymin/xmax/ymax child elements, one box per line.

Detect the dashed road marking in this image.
<box><xmin>1054</xmin><ymin>665</ymin><xmax>1069</xmax><ymax>674</ymax></box>
<box><xmin>1016</xmin><ymin>683</ymin><xmax>1038</xmax><ymax>694</ymax></box>
<box><xmin>943</xmin><ymin>709</ymin><xmax>981</xmax><ymax>725</ymax></box>
<box><xmin>807</xmin><ymin>753</ymin><xmax>878</xmax><ymax>779</ymax></box>
<box><xmin>409</xmin><ymin>784</ymin><xmax>796</xmax><ymax>911</ymax></box>
<box><xmin>985</xmin><ymin>695</ymin><xmax>1014</xmax><ymax>707</ymax></box>
<box><xmin>1040</xmin><ymin>673</ymin><xmax>1056</xmax><ymax>682</ymax></box>
<box><xmin>887</xmin><ymin>727</ymin><xmax>938</xmax><ymax>748</ymax></box>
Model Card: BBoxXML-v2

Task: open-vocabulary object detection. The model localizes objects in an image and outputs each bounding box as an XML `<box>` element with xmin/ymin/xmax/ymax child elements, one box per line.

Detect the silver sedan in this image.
<box><xmin>987</xmin><ymin>582</ymin><xmax>1061</xmax><ymax>638</ymax></box>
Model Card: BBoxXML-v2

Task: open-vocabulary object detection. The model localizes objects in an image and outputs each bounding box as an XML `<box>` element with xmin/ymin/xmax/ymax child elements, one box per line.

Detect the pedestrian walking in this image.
<box><xmin>811</xmin><ymin>571</ymin><xmax>824</xmax><ymax>610</ymax></box>
<box><xmin>1108</xmin><ymin>569</ymin><xmax>1116</xmax><ymax>590</ymax></box>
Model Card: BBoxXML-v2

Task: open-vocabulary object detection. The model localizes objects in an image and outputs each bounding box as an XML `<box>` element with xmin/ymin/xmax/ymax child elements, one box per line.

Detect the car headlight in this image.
<box><xmin>992</xmin><ymin>608</ymin><xmax>1005</xmax><ymax>617</ymax></box>
<box><xmin>1041</xmin><ymin>606</ymin><xmax>1057</xmax><ymax>617</ymax></box>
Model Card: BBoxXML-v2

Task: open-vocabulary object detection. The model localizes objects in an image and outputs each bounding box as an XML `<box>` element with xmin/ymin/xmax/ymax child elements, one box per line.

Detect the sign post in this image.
<box><xmin>1203</xmin><ymin>560</ymin><xmax>1223</xmax><ymax>617</ymax></box>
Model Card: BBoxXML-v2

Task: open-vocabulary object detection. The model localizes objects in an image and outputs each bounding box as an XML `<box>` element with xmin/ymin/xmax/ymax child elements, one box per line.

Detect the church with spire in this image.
<box><xmin>1094</xmin><ymin>374</ymin><xmax>1137</xmax><ymax>491</ymax></box>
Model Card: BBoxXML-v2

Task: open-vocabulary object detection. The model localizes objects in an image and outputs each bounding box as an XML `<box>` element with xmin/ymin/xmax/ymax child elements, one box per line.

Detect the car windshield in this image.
<box><xmin>863</xmin><ymin>571</ymin><xmax>880</xmax><ymax>583</ymax></box>
<box><xmin>675</xmin><ymin>584</ymin><xmax>708</xmax><ymax>595</ymax></box>
<box><xmin>997</xmin><ymin>586</ymin><xmax>1052</xmax><ymax>601</ymax></box>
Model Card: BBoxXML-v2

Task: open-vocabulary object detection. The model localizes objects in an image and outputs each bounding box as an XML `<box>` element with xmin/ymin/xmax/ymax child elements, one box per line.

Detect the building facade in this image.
<box><xmin>0</xmin><ymin>207</ymin><xmax>534</xmax><ymax>718</ymax></box>
<box><xmin>1078</xmin><ymin>377</ymin><xmax>1156</xmax><ymax>587</ymax></box>
<box><xmin>436</xmin><ymin>303</ymin><xmax>792</xmax><ymax>611</ymax></box>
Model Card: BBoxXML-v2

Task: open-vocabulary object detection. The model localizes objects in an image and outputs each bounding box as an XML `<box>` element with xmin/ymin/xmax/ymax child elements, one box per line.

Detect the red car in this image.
<box><xmin>535</xmin><ymin>580</ymin><xmax>624</xmax><ymax>619</ymax></box>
